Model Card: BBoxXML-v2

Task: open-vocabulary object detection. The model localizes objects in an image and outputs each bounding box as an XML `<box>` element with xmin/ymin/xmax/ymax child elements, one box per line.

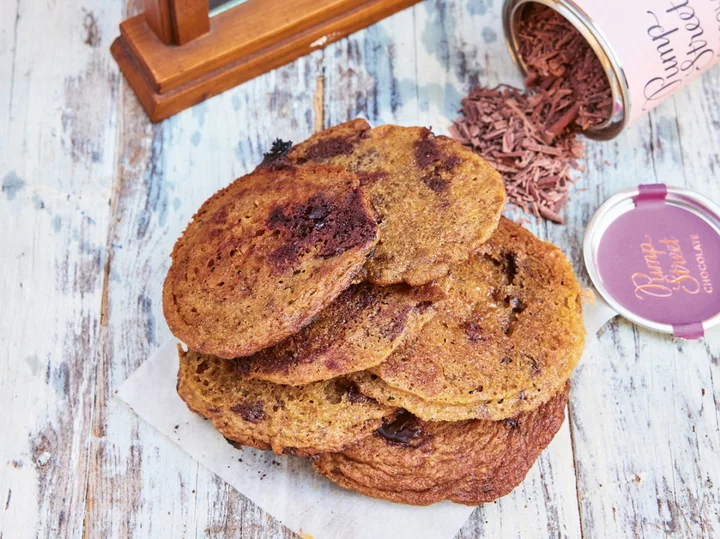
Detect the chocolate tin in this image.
<box><xmin>502</xmin><ymin>0</ymin><xmax>720</xmax><ymax>140</ymax></box>
<box><xmin>583</xmin><ymin>184</ymin><xmax>720</xmax><ymax>339</ymax></box>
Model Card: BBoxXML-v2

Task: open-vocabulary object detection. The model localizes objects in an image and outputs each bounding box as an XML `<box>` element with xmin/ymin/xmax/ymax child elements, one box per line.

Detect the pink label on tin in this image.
<box><xmin>575</xmin><ymin>0</ymin><xmax>720</xmax><ymax>124</ymax></box>
<box><xmin>596</xmin><ymin>186</ymin><xmax>720</xmax><ymax>334</ymax></box>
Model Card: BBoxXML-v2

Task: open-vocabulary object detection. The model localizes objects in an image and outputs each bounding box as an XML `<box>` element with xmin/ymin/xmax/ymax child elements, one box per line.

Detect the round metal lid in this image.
<box><xmin>584</xmin><ymin>184</ymin><xmax>720</xmax><ymax>339</ymax></box>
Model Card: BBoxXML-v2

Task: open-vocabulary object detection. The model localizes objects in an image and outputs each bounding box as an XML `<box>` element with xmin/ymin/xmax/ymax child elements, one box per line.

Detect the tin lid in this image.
<box><xmin>584</xmin><ymin>184</ymin><xmax>720</xmax><ymax>339</ymax></box>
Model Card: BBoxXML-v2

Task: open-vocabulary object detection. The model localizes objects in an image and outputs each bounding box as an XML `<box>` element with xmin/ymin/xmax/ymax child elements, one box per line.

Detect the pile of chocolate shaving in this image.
<box><xmin>451</xmin><ymin>5</ymin><xmax>612</xmax><ymax>224</ymax></box>
<box><xmin>518</xmin><ymin>4</ymin><xmax>613</xmax><ymax>137</ymax></box>
<box><xmin>451</xmin><ymin>85</ymin><xmax>583</xmax><ymax>224</ymax></box>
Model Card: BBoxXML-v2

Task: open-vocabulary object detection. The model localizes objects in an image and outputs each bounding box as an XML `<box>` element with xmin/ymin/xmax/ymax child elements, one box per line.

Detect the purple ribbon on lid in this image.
<box><xmin>635</xmin><ymin>183</ymin><xmax>667</xmax><ymax>204</ymax></box>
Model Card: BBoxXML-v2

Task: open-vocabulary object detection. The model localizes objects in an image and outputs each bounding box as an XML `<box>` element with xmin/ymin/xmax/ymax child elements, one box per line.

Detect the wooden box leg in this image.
<box><xmin>144</xmin><ymin>0</ymin><xmax>210</xmax><ymax>45</ymax></box>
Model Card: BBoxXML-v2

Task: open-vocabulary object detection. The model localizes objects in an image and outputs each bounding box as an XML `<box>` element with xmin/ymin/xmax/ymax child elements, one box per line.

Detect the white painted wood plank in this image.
<box><xmin>0</xmin><ymin>1</ymin><xmax>121</xmax><ymax>538</ymax></box>
<box><xmin>0</xmin><ymin>0</ymin><xmax>19</xmax><ymax>138</ymax></box>
<box><xmin>323</xmin><ymin>7</ymin><xmax>419</xmax><ymax>127</ymax></box>
<box><xmin>563</xmin><ymin>64</ymin><xmax>720</xmax><ymax>538</ymax></box>
<box><xmin>87</xmin><ymin>48</ymin><xmax>324</xmax><ymax>538</ymax></box>
<box><xmin>412</xmin><ymin>0</ymin><xmax>523</xmax><ymax>135</ymax></box>
<box><xmin>2</xmin><ymin>0</ymin><xmax>719</xmax><ymax>537</ymax></box>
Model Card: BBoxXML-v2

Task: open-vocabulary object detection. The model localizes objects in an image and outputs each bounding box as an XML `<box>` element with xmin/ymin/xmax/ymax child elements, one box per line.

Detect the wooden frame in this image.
<box><xmin>111</xmin><ymin>0</ymin><xmax>421</xmax><ymax>122</ymax></box>
<box><xmin>144</xmin><ymin>0</ymin><xmax>210</xmax><ymax>45</ymax></box>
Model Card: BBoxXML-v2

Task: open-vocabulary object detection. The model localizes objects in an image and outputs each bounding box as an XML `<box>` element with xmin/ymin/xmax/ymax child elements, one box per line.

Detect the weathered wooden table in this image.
<box><xmin>1</xmin><ymin>0</ymin><xmax>719</xmax><ymax>537</ymax></box>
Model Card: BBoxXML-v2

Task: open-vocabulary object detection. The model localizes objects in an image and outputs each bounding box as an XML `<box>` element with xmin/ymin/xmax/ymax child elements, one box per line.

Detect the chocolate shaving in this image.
<box><xmin>451</xmin><ymin>85</ymin><xmax>583</xmax><ymax>224</ymax></box>
<box><xmin>451</xmin><ymin>5</ymin><xmax>613</xmax><ymax>224</ymax></box>
<box><xmin>518</xmin><ymin>4</ymin><xmax>613</xmax><ymax>135</ymax></box>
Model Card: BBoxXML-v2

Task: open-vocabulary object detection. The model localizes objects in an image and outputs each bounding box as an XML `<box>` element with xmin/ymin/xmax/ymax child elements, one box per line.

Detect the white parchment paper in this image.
<box><xmin>117</xmin><ymin>339</ymin><xmax>476</xmax><ymax>539</ymax></box>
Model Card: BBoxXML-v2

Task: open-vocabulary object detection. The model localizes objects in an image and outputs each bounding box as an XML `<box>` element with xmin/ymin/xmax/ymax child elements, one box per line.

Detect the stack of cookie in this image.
<box><xmin>163</xmin><ymin>119</ymin><xmax>585</xmax><ymax>506</ymax></box>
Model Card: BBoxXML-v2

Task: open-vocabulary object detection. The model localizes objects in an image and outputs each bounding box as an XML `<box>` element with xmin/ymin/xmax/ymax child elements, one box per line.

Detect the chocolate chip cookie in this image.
<box><xmin>352</xmin><ymin>218</ymin><xmax>584</xmax><ymax>421</ymax></box>
<box><xmin>163</xmin><ymin>163</ymin><xmax>378</xmax><ymax>358</ymax></box>
<box><xmin>235</xmin><ymin>282</ymin><xmax>442</xmax><ymax>386</ymax></box>
<box><xmin>177</xmin><ymin>348</ymin><xmax>397</xmax><ymax>456</ymax></box>
<box><xmin>289</xmin><ymin>120</ymin><xmax>506</xmax><ymax>286</ymax></box>
<box><xmin>313</xmin><ymin>384</ymin><xmax>570</xmax><ymax>506</ymax></box>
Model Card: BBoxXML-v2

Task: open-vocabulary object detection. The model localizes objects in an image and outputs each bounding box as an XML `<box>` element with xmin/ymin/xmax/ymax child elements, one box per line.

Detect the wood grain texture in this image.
<box><xmin>143</xmin><ymin>0</ymin><xmax>210</xmax><ymax>45</ymax></box>
<box><xmin>1</xmin><ymin>0</ymin><xmax>719</xmax><ymax>538</ymax></box>
<box><xmin>143</xmin><ymin>0</ymin><xmax>174</xmax><ymax>44</ymax></box>
<box><xmin>113</xmin><ymin>0</ymin><xmax>422</xmax><ymax>121</ymax></box>
<box><xmin>125</xmin><ymin>0</ymin><xmax>413</xmax><ymax>90</ymax></box>
<box><xmin>0</xmin><ymin>0</ymin><xmax>121</xmax><ymax>538</ymax></box>
<box><xmin>169</xmin><ymin>0</ymin><xmax>210</xmax><ymax>45</ymax></box>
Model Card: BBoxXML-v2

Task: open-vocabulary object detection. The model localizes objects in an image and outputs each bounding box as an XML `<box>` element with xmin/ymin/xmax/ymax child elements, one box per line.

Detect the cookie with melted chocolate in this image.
<box><xmin>163</xmin><ymin>163</ymin><xmax>378</xmax><ymax>358</ymax></box>
<box><xmin>234</xmin><ymin>282</ymin><xmax>441</xmax><ymax>386</ymax></box>
<box><xmin>289</xmin><ymin>120</ymin><xmax>506</xmax><ymax>286</ymax></box>
<box><xmin>177</xmin><ymin>348</ymin><xmax>397</xmax><ymax>456</ymax></box>
<box><xmin>312</xmin><ymin>384</ymin><xmax>570</xmax><ymax>506</ymax></box>
<box><xmin>351</xmin><ymin>218</ymin><xmax>585</xmax><ymax>421</ymax></box>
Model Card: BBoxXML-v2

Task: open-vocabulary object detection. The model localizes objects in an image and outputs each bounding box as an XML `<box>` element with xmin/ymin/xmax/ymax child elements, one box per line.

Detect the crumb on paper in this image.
<box><xmin>580</xmin><ymin>288</ymin><xmax>596</xmax><ymax>304</ymax></box>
